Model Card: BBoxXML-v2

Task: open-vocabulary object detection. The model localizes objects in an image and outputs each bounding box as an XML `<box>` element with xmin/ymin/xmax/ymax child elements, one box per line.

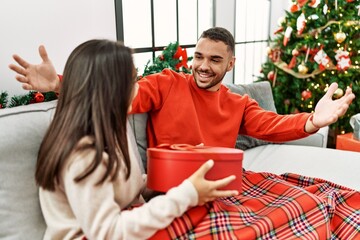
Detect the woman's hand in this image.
<box><xmin>9</xmin><ymin>45</ymin><xmax>60</xmax><ymax>92</ymax></box>
<box><xmin>187</xmin><ymin>160</ymin><xmax>239</xmax><ymax>205</ymax></box>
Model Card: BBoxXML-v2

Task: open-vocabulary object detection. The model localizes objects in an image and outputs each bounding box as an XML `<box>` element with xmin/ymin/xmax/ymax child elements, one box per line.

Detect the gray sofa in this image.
<box><xmin>1</xmin><ymin>81</ymin><xmax>359</xmax><ymax>240</ymax></box>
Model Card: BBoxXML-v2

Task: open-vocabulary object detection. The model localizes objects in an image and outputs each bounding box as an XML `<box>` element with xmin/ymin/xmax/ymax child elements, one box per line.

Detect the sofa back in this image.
<box><xmin>0</xmin><ymin>100</ymin><xmax>56</xmax><ymax>240</ymax></box>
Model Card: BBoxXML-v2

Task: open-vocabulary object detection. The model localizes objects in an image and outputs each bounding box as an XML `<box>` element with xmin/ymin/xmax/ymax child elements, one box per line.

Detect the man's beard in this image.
<box><xmin>194</xmin><ymin>70</ymin><xmax>227</xmax><ymax>90</ymax></box>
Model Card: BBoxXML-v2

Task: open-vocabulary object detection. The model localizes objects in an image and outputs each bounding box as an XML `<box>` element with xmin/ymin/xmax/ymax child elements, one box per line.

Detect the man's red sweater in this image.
<box><xmin>130</xmin><ymin>69</ymin><xmax>311</xmax><ymax>148</ymax></box>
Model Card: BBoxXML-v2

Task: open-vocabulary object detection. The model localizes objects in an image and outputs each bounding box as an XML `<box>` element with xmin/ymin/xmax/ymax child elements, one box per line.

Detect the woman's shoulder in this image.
<box><xmin>66</xmin><ymin>136</ymin><xmax>108</xmax><ymax>171</ymax></box>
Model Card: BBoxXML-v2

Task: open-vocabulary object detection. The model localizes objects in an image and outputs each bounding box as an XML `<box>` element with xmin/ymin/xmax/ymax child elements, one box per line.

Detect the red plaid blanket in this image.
<box><xmin>150</xmin><ymin>171</ymin><xmax>360</xmax><ymax>240</ymax></box>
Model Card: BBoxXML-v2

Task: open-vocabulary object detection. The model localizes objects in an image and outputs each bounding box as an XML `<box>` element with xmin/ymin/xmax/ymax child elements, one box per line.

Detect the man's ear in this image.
<box><xmin>227</xmin><ymin>56</ymin><xmax>236</xmax><ymax>72</ymax></box>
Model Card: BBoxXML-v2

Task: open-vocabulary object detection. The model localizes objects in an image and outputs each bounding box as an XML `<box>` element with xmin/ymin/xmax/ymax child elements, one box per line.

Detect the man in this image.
<box><xmin>9</xmin><ymin>27</ymin><xmax>358</xmax><ymax>239</ymax></box>
<box><xmin>9</xmin><ymin>27</ymin><xmax>355</xmax><ymax>148</ymax></box>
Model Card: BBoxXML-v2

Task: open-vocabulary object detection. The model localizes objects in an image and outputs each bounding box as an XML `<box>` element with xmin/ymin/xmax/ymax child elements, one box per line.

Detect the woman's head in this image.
<box><xmin>36</xmin><ymin>40</ymin><xmax>135</xmax><ymax>190</ymax></box>
<box><xmin>61</xmin><ymin>39</ymin><xmax>135</xmax><ymax>119</ymax></box>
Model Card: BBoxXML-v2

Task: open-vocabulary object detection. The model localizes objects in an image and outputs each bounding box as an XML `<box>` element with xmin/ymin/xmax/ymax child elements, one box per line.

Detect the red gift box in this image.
<box><xmin>336</xmin><ymin>133</ymin><xmax>360</xmax><ymax>153</ymax></box>
<box><xmin>146</xmin><ymin>144</ymin><xmax>243</xmax><ymax>193</ymax></box>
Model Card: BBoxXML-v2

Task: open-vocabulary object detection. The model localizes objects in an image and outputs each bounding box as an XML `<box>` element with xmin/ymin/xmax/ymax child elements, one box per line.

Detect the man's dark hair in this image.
<box><xmin>200</xmin><ymin>27</ymin><xmax>235</xmax><ymax>54</ymax></box>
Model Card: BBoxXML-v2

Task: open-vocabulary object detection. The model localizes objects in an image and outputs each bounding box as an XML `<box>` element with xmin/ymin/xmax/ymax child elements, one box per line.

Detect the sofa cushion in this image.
<box><xmin>224</xmin><ymin>81</ymin><xmax>277</xmax><ymax>150</ymax></box>
<box><xmin>0</xmin><ymin>100</ymin><xmax>57</xmax><ymax>240</ymax></box>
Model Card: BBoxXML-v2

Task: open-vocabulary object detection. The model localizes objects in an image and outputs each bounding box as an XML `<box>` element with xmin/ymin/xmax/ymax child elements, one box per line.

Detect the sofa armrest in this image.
<box><xmin>284</xmin><ymin>126</ymin><xmax>329</xmax><ymax>148</ymax></box>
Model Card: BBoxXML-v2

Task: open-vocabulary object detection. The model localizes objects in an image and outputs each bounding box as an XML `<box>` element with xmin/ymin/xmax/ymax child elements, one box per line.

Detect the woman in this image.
<box><xmin>35</xmin><ymin>39</ymin><xmax>238</xmax><ymax>240</ymax></box>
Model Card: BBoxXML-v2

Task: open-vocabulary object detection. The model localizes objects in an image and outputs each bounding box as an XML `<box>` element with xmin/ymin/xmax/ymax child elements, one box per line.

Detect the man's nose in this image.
<box><xmin>199</xmin><ymin>59</ymin><xmax>210</xmax><ymax>70</ymax></box>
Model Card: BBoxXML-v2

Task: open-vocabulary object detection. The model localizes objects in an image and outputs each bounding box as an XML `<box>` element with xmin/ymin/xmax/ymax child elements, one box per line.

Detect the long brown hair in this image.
<box><xmin>36</xmin><ymin>39</ymin><xmax>135</xmax><ymax>190</ymax></box>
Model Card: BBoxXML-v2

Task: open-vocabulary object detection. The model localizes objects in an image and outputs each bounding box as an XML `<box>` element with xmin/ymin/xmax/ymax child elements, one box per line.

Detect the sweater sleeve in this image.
<box><xmin>240</xmin><ymin>96</ymin><xmax>312</xmax><ymax>141</ymax></box>
<box><xmin>130</xmin><ymin>69</ymin><xmax>181</xmax><ymax>114</ymax></box>
<box><xmin>63</xmin><ymin>150</ymin><xmax>198</xmax><ymax>240</ymax></box>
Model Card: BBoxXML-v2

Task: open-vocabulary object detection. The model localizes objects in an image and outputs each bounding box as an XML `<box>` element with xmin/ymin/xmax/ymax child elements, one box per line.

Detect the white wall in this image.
<box><xmin>214</xmin><ymin>0</ymin><xmax>235</xmax><ymax>84</ymax></box>
<box><xmin>0</xmin><ymin>0</ymin><xmax>290</xmax><ymax>97</ymax></box>
<box><xmin>214</xmin><ymin>0</ymin><xmax>290</xmax><ymax>84</ymax></box>
<box><xmin>0</xmin><ymin>0</ymin><xmax>117</xmax><ymax>97</ymax></box>
<box><xmin>270</xmin><ymin>0</ymin><xmax>291</xmax><ymax>38</ymax></box>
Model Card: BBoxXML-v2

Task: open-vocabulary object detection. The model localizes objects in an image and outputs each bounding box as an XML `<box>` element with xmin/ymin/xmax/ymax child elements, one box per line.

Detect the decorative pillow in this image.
<box><xmin>224</xmin><ymin>81</ymin><xmax>277</xmax><ymax>150</ymax></box>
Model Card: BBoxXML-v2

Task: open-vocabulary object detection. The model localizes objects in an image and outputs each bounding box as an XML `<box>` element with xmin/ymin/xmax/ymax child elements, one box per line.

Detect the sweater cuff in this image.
<box><xmin>176</xmin><ymin>179</ymin><xmax>198</xmax><ymax>207</ymax></box>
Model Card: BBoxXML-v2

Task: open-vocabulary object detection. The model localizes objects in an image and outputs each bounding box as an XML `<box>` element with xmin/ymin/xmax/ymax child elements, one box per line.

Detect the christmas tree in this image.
<box><xmin>258</xmin><ymin>0</ymin><xmax>359</xmax><ymax>135</ymax></box>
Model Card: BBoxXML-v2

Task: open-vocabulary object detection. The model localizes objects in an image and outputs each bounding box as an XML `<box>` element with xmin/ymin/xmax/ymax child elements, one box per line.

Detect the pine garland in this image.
<box><xmin>0</xmin><ymin>91</ymin><xmax>58</xmax><ymax>109</ymax></box>
<box><xmin>0</xmin><ymin>92</ymin><xmax>8</xmax><ymax>109</ymax></box>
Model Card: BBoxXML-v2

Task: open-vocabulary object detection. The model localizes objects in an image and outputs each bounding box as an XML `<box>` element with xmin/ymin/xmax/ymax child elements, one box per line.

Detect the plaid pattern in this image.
<box><xmin>150</xmin><ymin>171</ymin><xmax>360</xmax><ymax>240</ymax></box>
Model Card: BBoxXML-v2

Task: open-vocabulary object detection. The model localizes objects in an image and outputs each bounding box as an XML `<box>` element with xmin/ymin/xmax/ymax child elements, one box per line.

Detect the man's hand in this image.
<box><xmin>305</xmin><ymin>82</ymin><xmax>355</xmax><ymax>133</ymax></box>
<box><xmin>9</xmin><ymin>45</ymin><xmax>60</xmax><ymax>92</ymax></box>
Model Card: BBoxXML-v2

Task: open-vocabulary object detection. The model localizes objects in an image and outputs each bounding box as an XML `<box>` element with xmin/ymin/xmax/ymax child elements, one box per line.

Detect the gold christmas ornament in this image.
<box><xmin>334</xmin><ymin>32</ymin><xmax>346</xmax><ymax>43</ymax></box>
<box><xmin>333</xmin><ymin>88</ymin><xmax>344</xmax><ymax>98</ymax></box>
<box><xmin>266</xmin><ymin>46</ymin><xmax>272</xmax><ymax>55</ymax></box>
<box><xmin>298</xmin><ymin>62</ymin><xmax>309</xmax><ymax>74</ymax></box>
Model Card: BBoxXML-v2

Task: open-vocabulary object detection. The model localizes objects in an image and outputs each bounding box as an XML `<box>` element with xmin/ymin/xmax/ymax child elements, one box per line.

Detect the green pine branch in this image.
<box><xmin>140</xmin><ymin>42</ymin><xmax>193</xmax><ymax>78</ymax></box>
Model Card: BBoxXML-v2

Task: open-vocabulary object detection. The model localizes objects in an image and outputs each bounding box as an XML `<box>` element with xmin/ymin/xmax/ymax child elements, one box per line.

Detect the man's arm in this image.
<box><xmin>9</xmin><ymin>45</ymin><xmax>61</xmax><ymax>92</ymax></box>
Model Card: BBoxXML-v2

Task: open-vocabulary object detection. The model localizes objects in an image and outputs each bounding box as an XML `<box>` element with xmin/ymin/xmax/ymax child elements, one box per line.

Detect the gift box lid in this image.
<box><xmin>147</xmin><ymin>143</ymin><xmax>243</xmax><ymax>161</ymax></box>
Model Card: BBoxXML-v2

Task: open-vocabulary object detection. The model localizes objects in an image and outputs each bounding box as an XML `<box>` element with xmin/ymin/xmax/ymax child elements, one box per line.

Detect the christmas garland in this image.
<box><xmin>0</xmin><ymin>42</ymin><xmax>192</xmax><ymax>110</ymax></box>
<box><xmin>0</xmin><ymin>91</ymin><xmax>58</xmax><ymax>109</ymax></box>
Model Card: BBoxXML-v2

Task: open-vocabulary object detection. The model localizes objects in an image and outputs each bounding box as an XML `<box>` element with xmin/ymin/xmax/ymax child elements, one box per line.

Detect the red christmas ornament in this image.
<box><xmin>274</xmin><ymin>27</ymin><xmax>284</xmax><ymax>34</ymax></box>
<box><xmin>301</xmin><ymin>90</ymin><xmax>312</xmax><ymax>100</ymax></box>
<box><xmin>159</xmin><ymin>55</ymin><xmax>164</xmax><ymax>61</ymax></box>
<box><xmin>288</xmin><ymin>56</ymin><xmax>297</xmax><ymax>69</ymax></box>
<box><xmin>0</xmin><ymin>103</ymin><xmax>2</xmax><ymax>109</ymax></box>
<box><xmin>173</xmin><ymin>46</ymin><xmax>189</xmax><ymax>69</ymax></box>
<box><xmin>297</xmin><ymin>0</ymin><xmax>308</xmax><ymax>7</ymax></box>
<box><xmin>290</xmin><ymin>3</ymin><xmax>300</xmax><ymax>12</ymax></box>
<box><xmin>269</xmin><ymin>48</ymin><xmax>281</xmax><ymax>62</ymax></box>
<box><xmin>346</xmin><ymin>0</ymin><xmax>354</xmax><ymax>2</ymax></box>
<box><xmin>34</xmin><ymin>92</ymin><xmax>44</xmax><ymax>103</ymax></box>
<box><xmin>267</xmin><ymin>71</ymin><xmax>275</xmax><ymax>81</ymax></box>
